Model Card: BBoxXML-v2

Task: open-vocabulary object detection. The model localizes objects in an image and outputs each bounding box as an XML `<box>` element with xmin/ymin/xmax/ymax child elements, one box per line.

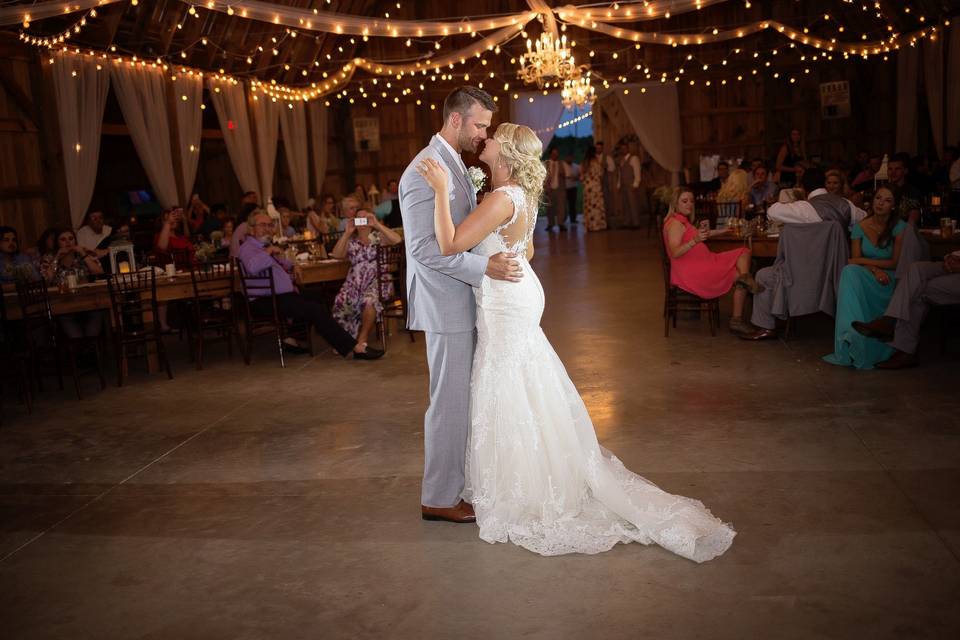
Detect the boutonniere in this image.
<box><xmin>467</xmin><ymin>166</ymin><xmax>486</xmax><ymax>194</ymax></box>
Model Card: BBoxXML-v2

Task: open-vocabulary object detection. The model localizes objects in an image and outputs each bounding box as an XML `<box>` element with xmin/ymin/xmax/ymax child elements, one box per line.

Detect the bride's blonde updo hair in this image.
<box><xmin>493</xmin><ymin>123</ymin><xmax>546</xmax><ymax>208</ymax></box>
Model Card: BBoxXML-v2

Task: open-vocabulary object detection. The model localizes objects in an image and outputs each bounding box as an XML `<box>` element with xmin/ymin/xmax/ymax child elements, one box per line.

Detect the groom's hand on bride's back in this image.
<box><xmin>486</xmin><ymin>252</ymin><xmax>523</xmax><ymax>282</ymax></box>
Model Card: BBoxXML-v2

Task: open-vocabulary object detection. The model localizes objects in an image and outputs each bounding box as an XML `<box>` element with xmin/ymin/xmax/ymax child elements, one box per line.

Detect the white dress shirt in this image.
<box><xmin>622</xmin><ymin>154</ymin><xmax>642</xmax><ymax>188</ymax></box>
<box><xmin>76</xmin><ymin>224</ymin><xmax>112</xmax><ymax>251</ymax></box>
<box><xmin>767</xmin><ymin>188</ymin><xmax>866</xmax><ymax>230</ymax></box>
<box><xmin>434</xmin><ymin>134</ymin><xmax>467</xmax><ymax>176</ymax></box>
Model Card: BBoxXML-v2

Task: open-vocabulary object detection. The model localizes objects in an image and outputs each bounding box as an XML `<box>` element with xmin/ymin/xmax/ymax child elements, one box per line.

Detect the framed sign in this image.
<box><xmin>353</xmin><ymin>117</ymin><xmax>381</xmax><ymax>151</ymax></box>
<box><xmin>819</xmin><ymin>81</ymin><xmax>850</xmax><ymax>119</ymax></box>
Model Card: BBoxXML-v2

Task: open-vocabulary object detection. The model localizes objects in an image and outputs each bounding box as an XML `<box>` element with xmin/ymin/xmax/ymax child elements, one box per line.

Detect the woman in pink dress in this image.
<box><xmin>662</xmin><ymin>187</ymin><xmax>762</xmax><ymax>335</ymax></box>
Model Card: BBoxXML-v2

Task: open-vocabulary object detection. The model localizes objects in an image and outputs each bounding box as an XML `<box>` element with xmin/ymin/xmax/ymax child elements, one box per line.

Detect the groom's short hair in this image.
<box><xmin>442</xmin><ymin>86</ymin><xmax>497</xmax><ymax>123</ymax></box>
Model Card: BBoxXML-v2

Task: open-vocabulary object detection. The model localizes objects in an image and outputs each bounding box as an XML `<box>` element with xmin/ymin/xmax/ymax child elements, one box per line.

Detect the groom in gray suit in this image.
<box><xmin>399</xmin><ymin>87</ymin><xmax>522</xmax><ymax>523</ymax></box>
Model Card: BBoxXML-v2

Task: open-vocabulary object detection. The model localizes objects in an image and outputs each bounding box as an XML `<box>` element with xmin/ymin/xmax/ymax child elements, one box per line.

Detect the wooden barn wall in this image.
<box><xmin>0</xmin><ymin>45</ymin><xmax>70</xmax><ymax>245</ymax></box>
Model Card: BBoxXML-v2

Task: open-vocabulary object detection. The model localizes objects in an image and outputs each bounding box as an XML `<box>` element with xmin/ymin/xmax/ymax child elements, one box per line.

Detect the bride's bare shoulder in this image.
<box><xmin>478</xmin><ymin>189</ymin><xmax>515</xmax><ymax>224</ymax></box>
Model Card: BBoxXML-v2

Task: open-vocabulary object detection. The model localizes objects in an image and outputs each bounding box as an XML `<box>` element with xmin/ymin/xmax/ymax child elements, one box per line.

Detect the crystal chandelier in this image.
<box><xmin>561</xmin><ymin>72</ymin><xmax>596</xmax><ymax>109</ymax></box>
<box><xmin>516</xmin><ymin>33</ymin><xmax>580</xmax><ymax>87</ymax></box>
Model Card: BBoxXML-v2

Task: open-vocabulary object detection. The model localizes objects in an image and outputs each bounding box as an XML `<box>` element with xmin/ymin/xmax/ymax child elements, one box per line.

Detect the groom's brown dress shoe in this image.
<box><xmin>421</xmin><ymin>500</ymin><xmax>476</xmax><ymax>524</ymax></box>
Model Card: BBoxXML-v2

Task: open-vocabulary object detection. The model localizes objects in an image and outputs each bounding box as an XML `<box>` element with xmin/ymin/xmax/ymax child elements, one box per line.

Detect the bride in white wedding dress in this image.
<box><xmin>416</xmin><ymin>123</ymin><xmax>735</xmax><ymax>562</ymax></box>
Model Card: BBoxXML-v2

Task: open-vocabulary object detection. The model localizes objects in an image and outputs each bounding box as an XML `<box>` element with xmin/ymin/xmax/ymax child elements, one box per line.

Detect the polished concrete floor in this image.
<box><xmin>1</xmin><ymin>227</ymin><xmax>958</xmax><ymax>639</ymax></box>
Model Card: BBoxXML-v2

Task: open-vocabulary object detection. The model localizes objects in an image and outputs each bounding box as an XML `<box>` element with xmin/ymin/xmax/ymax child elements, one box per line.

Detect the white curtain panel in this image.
<box><xmin>947</xmin><ymin>23</ymin><xmax>960</xmax><ymax>147</ymax></box>
<box><xmin>248</xmin><ymin>89</ymin><xmax>280</xmax><ymax>205</ymax></box>
<box><xmin>513</xmin><ymin>91</ymin><xmax>567</xmax><ymax>151</ymax></box>
<box><xmin>278</xmin><ymin>102</ymin><xmax>310</xmax><ymax>209</ymax></box>
<box><xmin>923</xmin><ymin>37</ymin><xmax>945</xmax><ymax>159</ymax></box>
<box><xmin>614</xmin><ymin>83</ymin><xmax>683</xmax><ymax>182</ymax></box>
<box><xmin>207</xmin><ymin>78</ymin><xmax>260</xmax><ymax>197</ymax></box>
<box><xmin>50</xmin><ymin>51</ymin><xmax>110</xmax><ymax>227</ymax></box>
<box><xmin>110</xmin><ymin>63</ymin><xmax>180</xmax><ymax>208</ymax></box>
<box><xmin>896</xmin><ymin>47</ymin><xmax>920</xmax><ymax>155</ymax></box>
<box><xmin>174</xmin><ymin>73</ymin><xmax>204</xmax><ymax>202</ymax></box>
<box><xmin>307</xmin><ymin>101</ymin><xmax>329</xmax><ymax>197</ymax></box>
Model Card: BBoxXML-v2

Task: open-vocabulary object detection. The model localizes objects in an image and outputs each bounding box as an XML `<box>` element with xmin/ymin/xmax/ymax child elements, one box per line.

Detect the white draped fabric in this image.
<box><xmin>923</xmin><ymin>38</ymin><xmax>945</xmax><ymax>159</ymax></box>
<box><xmin>948</xmin><ymin>23</ymin><xmax>960</xmax><ymax>147</ymax></box>
<box><xmin>207</xmin><ymin>78</ymin><xmax>260</xmax><ymax>197</ymax></box>
<box><xmin>896</xmin><ymin>47</ymin><xmax>920</xmax><ymax>155</ymax></box>
<box><xmin>307</xmin><ymin>102</ymin><xmax>329</xmax><ymax>197</ymax></box>
<box><xmin>513</xmin><ymin>92</ymin><xmax>566</xmax><ymax>150</ymax></box>
<box><xmin>174</xmin><ymin>73</ymin><xmax>204</xmax><ymax>203</ymax></box>
<box><xmin>110</xmin><ymin>63</ymin><xmax>179</xmax><ymax>208</ymax></box>
<box><xmin>249</xmin><ymin>91</ymin><xmax>280</xmax><ymax>204</ymax></box>
<box><xmin>278</xmin><ymin>102</ymin><xmax>310</xmax><ymax>209</ymax></box>
<box><xmin>50</xmin><ymin>52</ymin><xmax>110</xmax><ymax>227</ymax></box>
<box><xmin>0</xmin><ymin>0</ymin><xmax>124</xmax><ymax>25</ymax></box>
<box><xmin>614</xmin><ymin>83</ymin><xmax>683</xmax><ymax>182</ymax></box>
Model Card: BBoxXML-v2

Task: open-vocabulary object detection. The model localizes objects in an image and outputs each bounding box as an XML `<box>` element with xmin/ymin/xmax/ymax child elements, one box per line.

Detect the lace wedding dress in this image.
<box><xmin>462</xmin><ymin>184</ymin><xmax>735</xmax><ymax>561</ymax></box>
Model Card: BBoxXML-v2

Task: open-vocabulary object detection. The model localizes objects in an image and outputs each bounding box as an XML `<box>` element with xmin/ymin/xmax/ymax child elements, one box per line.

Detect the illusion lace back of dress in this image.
<box><xmin>463</xmin><ymin>184</ymin><xmax>736</xmax><ymax>561</ymax></box>
<box><xmin>474</xmin><ymin>184</ymin><xmax>536</xmax><ymax>258</ymax></box>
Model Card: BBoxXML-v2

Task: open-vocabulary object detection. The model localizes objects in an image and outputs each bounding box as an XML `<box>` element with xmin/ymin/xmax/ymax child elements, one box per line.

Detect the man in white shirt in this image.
<box><xmin>767</xmin><ymin>168</ymin><xmax>866</xmax><ymax>230</ymax></box>
<box><xmin>563</xmin><ymin>155</ymin><xmax>580</xmax><ymax>226</ymax></box>
<box><xmin>75</xmin><ymin>210</ymin><xmax>112</xmax><ymax>257</ymax></box>
<box><xmin>544</xmin><ymin>148</ymin><xmax>567</xmax><ymax>231</ymax></box>
<box><xmin>619</xmin><ymin>144</ymin><xmax>643</xmax><ymax>228</ymax></box>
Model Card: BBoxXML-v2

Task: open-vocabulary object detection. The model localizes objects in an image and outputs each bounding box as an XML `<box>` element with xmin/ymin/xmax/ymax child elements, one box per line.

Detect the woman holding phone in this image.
<box><xmin>330</xmin><ymin>210</ymin><xmax>403</xmax><ymax>351</ymax></box>
<box><xmin>662</xmin><ymin>187</ymin><xmax>761</xmax><ymax>335</ymax></box>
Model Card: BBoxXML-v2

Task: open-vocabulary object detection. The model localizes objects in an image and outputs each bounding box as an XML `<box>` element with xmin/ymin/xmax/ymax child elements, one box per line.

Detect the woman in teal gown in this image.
<box><xmin>824</xmin><ymin>187</ymin><xmax>908</xmax><ymax>370</ymax></box>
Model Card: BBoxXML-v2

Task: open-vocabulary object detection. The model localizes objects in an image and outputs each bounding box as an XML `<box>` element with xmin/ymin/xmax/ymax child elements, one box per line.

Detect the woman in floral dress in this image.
<box><xmin>331</xmin><ymin>211</ymin><xmax>403</xmax><ymax>351</ymax></box>
<box><xmin>581</xmin><ymin>146</ymin><xmax>607</xmax><ymax>231</ymax></box>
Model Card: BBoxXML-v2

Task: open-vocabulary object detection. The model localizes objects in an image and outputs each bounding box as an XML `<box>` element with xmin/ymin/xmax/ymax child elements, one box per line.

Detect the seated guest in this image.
<box><xmin>887</xmin><ymin>152</ymin><xmax>922</xmax><ymax>224</ymax></box>
<box><xmin>824</xmin><ymin>169</ymin><xmax>849</xmax><ymax>197</ymax></box>
<box><xmin>852</xmin><ymin>253</ymin><xmax>960</xmax><ymax>368</ymax></box>
<box><xmin>155</xmin><ymin>207</ymin><xmax>195</xmax><ymax>265</ymax></box>
<box><xmin>705</xmin><ymin>161</ymin><xmax>729</xmax><ymax>192</ymax></box>
<box><xmin>767</xmin><ymin>168</ymin><xmax>866</xmax><ymax>230</ymax></box>
<box><xmin>40</xmin><ymin>229</ymin><xmax>105</xmax><ymax>338</ymax></box>
<box><xmin>747</xmin><ymin>164</ymin><xmax>778</xmax><ymax>210</ymax></box>
<box><xmin>823</xmin><ymin>187</ymin><xmax>909</xmax><ymax>369</ymax></box>
<box><xmin>198</xmin><ymin>203</ymin><xmax>228</xmax><ymax>240</ymax></box>
<box><xmin>375</xmin><ymin>179</ymin><xmax>403</xmax><ymax>227</ymax></box>
<box><xmin>238</xmin><ymin>211</ymin><xmax>384</xmax><ymax>360</ymax></box>
<box><xmin>0</xmin><ymin>226</ymin><xmax>40</xmax><ymax>283</ymax></box>
<box><xmin>76</xmin><ymin>211</ymin><xmax>112</xmax><ymax>257</ymax></box>
<box><xmin>340</xmin><ymin>195</ymin><xmax>361</xmax><ymax>231</ymax></box>
<box><xmin>186</xmin><ymin>194</ymin><xmax>211</xmax><ymax>234</ymax></box>
<box><xmin>218</xmin><ymin>218</ymin><xmax>235</xmax><ymax>249</ymax></box>
<box><xmin>716</xmin><ymin>166</ymin><xmax>750</xmax><ymax>217</ymax></box>
<box><xmin>330</xmin><ymin>210</ymin><xmax>403</xmax><ymax>352</ymax></box>
<box><xmin>230</xmin><ymin>202</ymin><xmax>260</xmax><ymax>258</ymax></box>
<box><xmin>307</xmin><ymin>194</ymin><xmax>340</xmax><ymax>235</ymax></box>
<box><xmin>662</xmin><ymin>187</ymin><xmax>762</xmax><ymax>335</ymax></box>
<box><xmin>351</xmin><ymin>183</ymin><xmax>368</xmax><ymax>208</ymax></box>
<box><xmin>851</xmin><ymin>154</ymin><xmax>882</xmax><ymax>189</ymax></box>
<box><xmin>279</xmin><ymin>209</ymin><xmax>296</xmax><ymax>238</ymax></box>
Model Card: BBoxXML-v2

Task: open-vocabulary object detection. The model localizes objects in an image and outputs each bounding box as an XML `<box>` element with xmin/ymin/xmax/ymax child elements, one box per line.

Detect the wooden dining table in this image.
<box><xmin>2</xmin><ymin>259</ymin><xmax>351</xmax><ymax>372</ymax></box>
<box><xmin>2</xmin><ymin>259</ymin><xmax>351</xmax><ymax>321</ymax></box>
<box><xmin>706</xmin><ymin>228</ymin><xmax>960</xmax><ymax>260</ymax></box>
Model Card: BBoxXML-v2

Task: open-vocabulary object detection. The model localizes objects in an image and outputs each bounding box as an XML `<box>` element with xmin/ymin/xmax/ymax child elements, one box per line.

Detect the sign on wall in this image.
<box><xmin>819</xmin><ymin>81</ymin><xmax>851</xmax><ymax>119</ymax></box>
<box><xmin>353</xmin><ymin>117</ymin><xmax>381</xmax><ymax>151</ymax></box>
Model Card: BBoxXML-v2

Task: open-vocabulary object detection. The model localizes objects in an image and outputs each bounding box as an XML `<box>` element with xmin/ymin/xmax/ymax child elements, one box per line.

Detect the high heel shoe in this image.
<box><xmin>735</xmin><ymin>273</ymin><xmax>764</xmax><ymax>294</ymax></box>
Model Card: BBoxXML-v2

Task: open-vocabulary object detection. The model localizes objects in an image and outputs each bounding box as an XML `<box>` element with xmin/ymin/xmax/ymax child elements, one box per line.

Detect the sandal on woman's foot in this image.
<box><xmin>736</xmin><ymin>273</ymin><xmax>764</xmax><ymax>294</ymax></box>
<box><xmin>728</xmin><ymin>318</ymin><xmax>755</xmax><ymax>335</ymax></box>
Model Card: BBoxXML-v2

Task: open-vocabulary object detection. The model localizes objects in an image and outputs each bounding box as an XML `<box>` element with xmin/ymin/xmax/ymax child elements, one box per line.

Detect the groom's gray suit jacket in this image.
<box><xmin>399</xmin><ymin>134</ymin><xmax>487</xmax><ymax>334</ymax></box>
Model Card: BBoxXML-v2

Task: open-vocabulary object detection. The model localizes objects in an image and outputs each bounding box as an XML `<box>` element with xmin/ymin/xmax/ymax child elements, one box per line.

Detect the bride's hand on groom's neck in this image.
<box><xmin>485</xmin><ymin>252</ymin><xmax>523</xmax><ymax>282</ymax></box>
